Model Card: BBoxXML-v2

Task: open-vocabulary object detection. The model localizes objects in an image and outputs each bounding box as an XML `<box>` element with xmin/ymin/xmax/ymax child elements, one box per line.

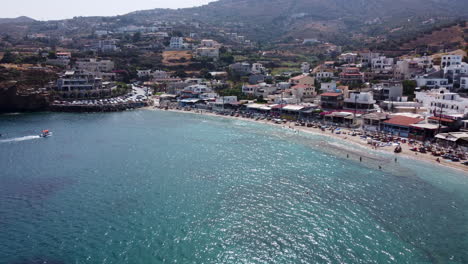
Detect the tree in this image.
<box><xmin>200</xmin><ymin>69</ymin><xmax>213</xmax><ymax>79</ymax></box>
<box><xmin>402</xmin><ymin>80</ymin><xmax>417</xmax><ymax>99</ymax></box>
<box><xmin>0</xmin><ymin>51</ymin><xmax>16</xmax><ymax>63</ymax></box>
<box><xmin>132</xmin><ymin>32</ymin><xmax>142</xmax><ymax>43</ymax></box>
<box><xmin>220</xmin><ymin>53</ymin><xmax>234</xmax><ymax>64</ymax></box>
<box><xmin>48</xmin><ymin>51</ymin><xmax>57</xmax><ymax>59</ymax></box>
<box><xmin>175</xmin><ymin>69</ymin><xmax>188</xmax><ymax>78</ymax></box>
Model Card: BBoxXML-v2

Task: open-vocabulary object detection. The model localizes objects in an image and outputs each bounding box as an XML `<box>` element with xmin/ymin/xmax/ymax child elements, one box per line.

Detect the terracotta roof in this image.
<box><xmin>428</xmin><ymin>116</ymin><xmax>454</xmax><ymax>123</ymax></box>
<box><xmin>321</xmin><ymin>92</ymin><xmax>342</xmax><ymax>97</ymax></box>
<box><xmin>290</xmin><ymin>75</ymin><xmax>310</xmax><ymax>81</ymax></box>
<box><xmin>384</xmin><ymin>116</ymin><xmax>423</xmax><ymax>127</ymax></box>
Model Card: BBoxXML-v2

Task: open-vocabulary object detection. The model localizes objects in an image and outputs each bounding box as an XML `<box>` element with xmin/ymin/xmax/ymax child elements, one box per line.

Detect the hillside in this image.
<box><xmin>0</xmin><ymin>16</ymin><xmax>35</xmax><ymax>24</ymax></box>
<box><xmin>400</xmin><ymin>23</ymin><xmax>468</xmax><ymax>51</ymax></box>
<box><xmin>129</xmin><ymin>0</ymin><xmax>468</xmax><ymax>42</ymax></box>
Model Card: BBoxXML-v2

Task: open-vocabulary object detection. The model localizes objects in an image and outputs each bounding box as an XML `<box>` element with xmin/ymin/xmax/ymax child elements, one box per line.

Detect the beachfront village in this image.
<box><xmin>0</xmin><ymin>19</ymin><xmax>468</xmax><ymax>168</ymax></box>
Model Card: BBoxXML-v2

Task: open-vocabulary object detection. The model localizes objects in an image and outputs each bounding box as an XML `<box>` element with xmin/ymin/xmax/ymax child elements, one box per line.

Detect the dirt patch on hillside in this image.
<box><xmin>401</xmin><ymin>25</ymin><xmax>467</xmax><ymax>50</ymax></box>
<box><xmin>162</xmin><ymin>51</ymin><xmax>193</xmax><ymax>66</ymax></box>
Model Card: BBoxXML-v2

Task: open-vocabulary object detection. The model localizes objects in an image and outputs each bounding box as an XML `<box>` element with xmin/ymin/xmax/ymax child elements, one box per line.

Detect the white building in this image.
<box><xmin>359</xmin><ymin>52</ymin><xmax>380</xmax><ymax>66</ymax></box>
<box><xmin>301</xmin><ymin>62</ymin><xmax>310</xmax><ymax>74</ymax></box>
<box><xmin>46</xmin><ymin>52</ymin><xmax>71</xmax><ymax>67</ymax></box>
<box><xmin>54</xmin><ymin>70</ymin><xmax>114</xmax><ymax>99</ymax></box>
<box><xmin>216</xmin><ymin>96</ymin><xmax>238</xmax><ymax>104</ymax></box>
<box><xmin>137</xmin><ymin>70</ymin><xmax>152</xmax><ymax>78</ymax></box>
<box><xmin>276</xmin><ymin>82</ymin><xmax>291</xmax><ymax>90</ymax></box>
<box><xmin>169</xmin><ymin>37</ymin><xmax>184</xmax><ymax>49</ymax></box>
<box><xmin>98</xmin><ymin>39</ymin><xmax>119</xmax><ymax>52</ymax></box>
<box><xmin>441</xmin><ymin>55</ymin><xmax>463</xmax><ymax>68</ymax></box>
<box><xmin>184</xmin><ymin>84</ymin><xmax>212</xmax><ymax>94</ymax></box>
<box><xmin>95</xmin><ymin>30</ymin><xmax>109</xmax><ymax>37</ymax></box>
<box><xmin>372</xmin><ymin>81</ymin><xmax>403</xmax><ymax>101</ymax></box>
<box><xmin>251</xmin><ymin>63</ymin><xmax>266</xmax><ymax>74</ymax></box>
<box><xmin>461</xmin><ymin>77</ymin><xmax>468</xmax><ymax>90</ymax></box>
<box><xmin>196</xmin><ymin>47</ymin><xmax>219</xmax><ymax>58</ymax></box>
<box><xmin>200</xmin><ymin>39</ymin><xmax>219</xmax><ymax>48</ymax></box>
<box><xmin>338</xmin><ymin>53</ymin><xmax>358</xmax><ymax>64</ymax></box>
<box><xmin>75</xmin><ymin>58</ymin><xmax>115</xmax><ymax>73</ymax></box>
<box><xmin>153</xmin><ymin>70</ymin><xmax>170</xmax><ymax>80</ymax></box>
<box><xmin>344</xmin><ymin>92</ymin><xmax>376</xmax><ymax>111</ymax></box>
<box><xmin>315</xmin><ymin>71</ymin><xmax>334</xmax><ymax>81</ymax></box>
<box><xmin>242</xmin><ymin>83</ymin><xmax>276</xmax><ymax>97</ymax></box>
<box><xmin>415</xmin><ymin>75</ymin><xmax>452</xmax><ymax>89</ymax></box>
<box><xmin>444</xmin><ymin>62</ymin><xmax>468</xmax><ymax>85</ymax></box>
<box><xmin>371</xmin><ymin>56</ymin><xmax>394</xmax><ymax>71</ymax></box>
<box><xmin>320</xmin><ymin>81</ymin><xmax>337</xmax><ymax>92</ymax></box>
<box><xmin>394</xmin><ymin>56</ymin><xmax>433</xmax><ymax>80</ymax></box>
<box><xmin>415</xmin><ymin>88</ymin><xmax>468</xmax><ymax>115</ymax></box>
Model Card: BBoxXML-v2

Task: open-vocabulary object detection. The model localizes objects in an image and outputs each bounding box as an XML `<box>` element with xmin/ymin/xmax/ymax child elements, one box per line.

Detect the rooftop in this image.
<box><xmin>384</xmin><ymin>116</ymin><xmax>423</xmax><ymax>127</ymax></box>
<box><xmin>428</xmin><ymin>116</ymin><xmax>455</xmax><ymax>123</ymax></box>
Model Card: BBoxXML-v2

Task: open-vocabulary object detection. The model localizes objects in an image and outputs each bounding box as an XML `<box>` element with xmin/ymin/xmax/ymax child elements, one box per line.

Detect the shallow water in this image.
<box><xmin>0</xmin><ymin>110</ymin><xmax>467</xmax><ymax>264</ymax></box>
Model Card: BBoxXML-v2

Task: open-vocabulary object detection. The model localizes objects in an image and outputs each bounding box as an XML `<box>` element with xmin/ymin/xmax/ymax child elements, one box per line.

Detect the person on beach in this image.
<box><xmin>360</xmin><ymin>157</ymin><xmax>362</xmax><ymax>162</ymax></box>
<box><xmin>436</xmin><ymin>158</ymin><xmax>440</xmax><ymax>163</ymax></box>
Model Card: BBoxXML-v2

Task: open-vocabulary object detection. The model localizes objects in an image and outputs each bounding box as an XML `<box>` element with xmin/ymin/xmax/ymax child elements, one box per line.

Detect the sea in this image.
<box><xmin>0</xmin><ymin>110</ymin><xmax>467</xmax><ymax>264</ymax></box>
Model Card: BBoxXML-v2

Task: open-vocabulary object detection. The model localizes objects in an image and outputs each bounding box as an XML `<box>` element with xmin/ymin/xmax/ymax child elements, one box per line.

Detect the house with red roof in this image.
<box><xmin>383</xmin><ymin>115</ymin><xmax>424</xmax><ymax>137</ymax></box>
<box><xmin>339</xmin><ymin>67</ymin><xmax>364</xmax><ymax>84</ymax></box>
<box><xmin>289</xmin><ymin>74</ymin><xmax>315</xmax><ymax>87</ymax></box>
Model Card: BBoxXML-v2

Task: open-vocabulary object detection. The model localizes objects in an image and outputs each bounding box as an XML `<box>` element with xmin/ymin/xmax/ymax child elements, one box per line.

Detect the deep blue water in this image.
<box><xmin>0</xmin><ymin>110</ymin><xmax>467</xmax><ymax>264</ymax></box>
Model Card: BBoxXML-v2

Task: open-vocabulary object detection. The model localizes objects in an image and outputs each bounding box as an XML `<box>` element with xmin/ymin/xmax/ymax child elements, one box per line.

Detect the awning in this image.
<box><xmin>180</xmin><ymin>98</ymin><xmax>201</xmax><ymax>103</ymax></box>
<box><xmin>411</xmin><ymin>123</ymin><xmax>445</xmax><ymax>130</ymax></box>
<box><xmin>282</xmin><ymin>105</ymin><xmax>305</xmax><ymax>112</ymax></box>
<box><xmin>247</xmin><ymin>104</ymin><xmax>271</xmax><ymax>111</ymax></box>
<box><xmin>435</xmin><ymin>132</ymin><xmax>468</xmax><ymax>142</ymax></box>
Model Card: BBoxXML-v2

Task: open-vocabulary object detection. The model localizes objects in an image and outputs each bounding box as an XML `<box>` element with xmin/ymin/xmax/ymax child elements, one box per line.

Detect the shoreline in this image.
<box><xmin>148</xmin><ymin>107</ymin><xmax>468</xmax><ymax>173</ymax></box>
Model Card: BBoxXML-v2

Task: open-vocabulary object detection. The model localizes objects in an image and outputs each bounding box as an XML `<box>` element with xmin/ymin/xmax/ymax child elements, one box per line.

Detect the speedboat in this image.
<box><xmin>40</xmin><ymin>130</ymin><xmax>52</xmax><ymax>138</ymax></box>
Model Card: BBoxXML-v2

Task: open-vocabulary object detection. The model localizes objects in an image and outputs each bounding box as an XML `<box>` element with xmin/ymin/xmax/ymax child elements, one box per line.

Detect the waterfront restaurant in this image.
<box><xmin>362</xmin><ymin>113</ymin><xmax>389</xmax><ymax>131</ymax></box>
<box><xmin>435</xmin><ymin>132</ymin><xmax>468</xmax><ymax>151</ymax></box>
<box><xmin>246</xmin><ymin>103</ymin><xmax>272</xmax><ymax>113</ymax></box>
<box><xmin>383</xmin><ymin>116</ymin><xmax>424</xmax><ymax>137</ymax></box>
<box><xmin>409</xmin><ymin>123</ymin><xmax>447</xmax><ymax>142</ymax></box>
<box><xmin>322</xmin><ymin>111</ymin><xmax>355</xmax><ymax>126</ymax></box>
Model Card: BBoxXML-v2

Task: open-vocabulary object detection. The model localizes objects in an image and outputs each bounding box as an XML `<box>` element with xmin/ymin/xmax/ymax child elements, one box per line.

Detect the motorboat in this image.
<box><xmin>40</xmin><ymin>130</ymin><xmax>52</xmax><ymax>138</ymax></box>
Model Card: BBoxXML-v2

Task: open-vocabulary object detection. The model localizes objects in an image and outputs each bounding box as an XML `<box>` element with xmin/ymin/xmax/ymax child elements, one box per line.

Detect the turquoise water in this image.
<box><xmin>0</xmin><ymin>110</ymin><xmax>467</xmax><ymax>264</ymax></box>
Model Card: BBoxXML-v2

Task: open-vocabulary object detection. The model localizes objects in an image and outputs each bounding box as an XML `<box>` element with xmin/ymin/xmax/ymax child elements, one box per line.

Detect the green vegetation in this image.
<box><xmin>403</xmin><ymin>80</ymin><xmax>417</xmax><ymax>100</ymax></box>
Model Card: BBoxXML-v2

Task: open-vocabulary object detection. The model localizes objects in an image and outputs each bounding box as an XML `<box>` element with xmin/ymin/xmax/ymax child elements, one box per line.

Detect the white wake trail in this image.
<box><xmin>0</xmin><ymin>135</ymin><xmax>41</xmax><ymax>143</ymax></box>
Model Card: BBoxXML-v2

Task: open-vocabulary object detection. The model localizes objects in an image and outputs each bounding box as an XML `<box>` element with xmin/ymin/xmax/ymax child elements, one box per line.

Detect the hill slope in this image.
<box><xmin>130</xmin><ymin>0</ymin><xmax>468</xmax><ymax>42</ymax></box>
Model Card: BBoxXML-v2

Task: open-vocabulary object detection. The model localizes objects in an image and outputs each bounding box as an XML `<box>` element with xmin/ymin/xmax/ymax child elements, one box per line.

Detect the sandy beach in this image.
<box><xmin>148</xmin><ymin>107</ymin><xmax>468</xmax><ymax>173</ymax></box>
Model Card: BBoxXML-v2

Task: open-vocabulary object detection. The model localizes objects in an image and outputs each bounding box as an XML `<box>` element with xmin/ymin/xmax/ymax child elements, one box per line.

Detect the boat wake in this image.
<box><xmin>0</xmin><ymin>135</ymin><xmax>41</xmax><ymax>143</ymax></box>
